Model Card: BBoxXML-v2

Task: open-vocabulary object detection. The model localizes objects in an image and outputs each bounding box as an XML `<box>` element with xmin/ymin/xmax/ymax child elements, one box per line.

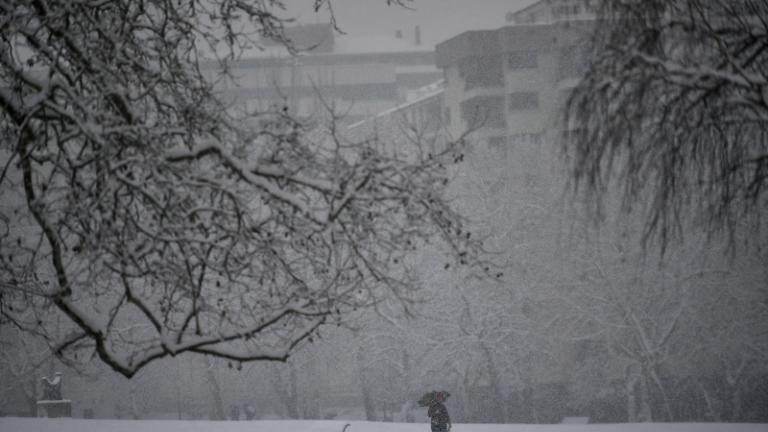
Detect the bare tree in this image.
<box><xmin>684</xmin><ymin>256</ymin><xmax>768</xmax><ymax>421</ymax></box>
<box><xmin>555</xmin><ymin>243</ymin><xmax>685</xmax><ymax>421</ymax></box>
<box><xmin>552</xmin><ymin>225</ymin><xmax>768</xmax><ymax>423</ymax></box>
<box><xmin>0</xmin><ymin>326</ymin><xmax>47</xmax><ymax>415</ymax></box>
<box><xmin>0</xmin><ymin>0</ymin><xmax>493</xmax><ymax>377</ymax></box>
<box><xmin>565</xmin><ymin>0</ymin><xmax>768</xmax><ymax>248</ymax></box>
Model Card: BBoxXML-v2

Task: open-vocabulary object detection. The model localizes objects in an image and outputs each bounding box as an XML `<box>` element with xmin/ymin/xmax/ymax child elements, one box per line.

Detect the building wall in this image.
<box><xmin>207</xmin><ymin>32</ymin><xmax>441</xmax><ymax>124</ymax></box>
<box><xmin>436</xmin><ymin>20</ymin><xmax>592</xmax><ymax>183</ymax></box>
<box><xmin>346</xmin><ymin>80</ymin><xmax>446</xmax><ymax>160</ymax></box>
<box><xmin>507</xmin><ymin>0</ymin><xmax>598</xmax><ymax>25</ymax></box>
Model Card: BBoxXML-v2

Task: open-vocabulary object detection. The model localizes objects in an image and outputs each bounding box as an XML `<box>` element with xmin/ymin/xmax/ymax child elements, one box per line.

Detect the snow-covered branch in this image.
<box><xmin>0</xmin><ymin>0</ymin><xmax>497</xmax><ymax>377</ymax></box>
<box><xmin>565</xmin><ymin>0</ymin><xmax>768</xmax><ymax>249</ymax></box>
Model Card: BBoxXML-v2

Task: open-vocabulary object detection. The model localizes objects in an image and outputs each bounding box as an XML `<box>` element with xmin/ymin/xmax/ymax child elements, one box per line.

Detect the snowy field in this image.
<box><xmin>1</xmin><ymin>418</ymin><xmax>767</xmax><ymax>432</ymax></box>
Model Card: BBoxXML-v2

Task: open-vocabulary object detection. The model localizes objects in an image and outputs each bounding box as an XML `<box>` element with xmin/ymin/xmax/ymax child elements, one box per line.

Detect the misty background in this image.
<box><xmin>286</xmin><ymin>0</ymin><xmax>535</xmax><ymax>47</ymax></box>
<box><xmin>1</xmin><ymin>0</ymin><xmax>766</xmax><ymax>427</ymax></box>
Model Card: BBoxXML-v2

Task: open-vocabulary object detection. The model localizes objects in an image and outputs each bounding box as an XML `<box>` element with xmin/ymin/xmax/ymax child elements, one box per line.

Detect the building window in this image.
<box><xmin>552</xmin><ymin>5</ymin><xmax>581</xmax><ymax>19</ymax></box>
<box><xmin>560</xmin><ymin>128</ymin><xmax>584</xmax><ymax>145</ymax></box>
<box><xmin>488</xmin><ymin>136</ymin><xmax>508</xmax><ymax>158</ymax></box>
<box><xmin>507</xmin><ymin>50</ymin><xmax>538</xmax><ymax>69</ymax></box>
<box><xmin>558</xmin><ymin>45</ymin><xmax>590</xmax><ymax>80</ymax></box>
<box><xmin>509</xmin><ymin>133</ymin><xmax>542</xmax><ymax>145</ymax></box>
<box><xmin>488</xmin><ymin>135</ymin><xmax>507</xmax><ymax>147</ymax></box>
<box><xmin>558</xmin><ymin>89</ymin><xmax>573</xmax><ymax>108</ymax></box>
<box><xmin>525</xmin><ymin>173</ymin><xmax>537</xmax><ymax>187</ymax></box>
<box><xmin>508</xmin><ymin>91</ymin><xmax>539</xmax><ymax>111</ymax></box>
<box><xmin>459</xmin><ymin>56</ymin><xmax>503</xmax><ymax>90</ymax></box>
<box><xmin>461</xmin><ymin>95</ymin><xmax>505</xmax><ymax>129</ymax></box>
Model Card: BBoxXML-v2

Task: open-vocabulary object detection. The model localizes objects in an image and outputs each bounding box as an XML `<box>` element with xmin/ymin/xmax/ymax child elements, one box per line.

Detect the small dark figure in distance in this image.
<box><xmin>427</xmin><ymin>391</ymin><xmax>451</xmax><ymax>432</ymax></box>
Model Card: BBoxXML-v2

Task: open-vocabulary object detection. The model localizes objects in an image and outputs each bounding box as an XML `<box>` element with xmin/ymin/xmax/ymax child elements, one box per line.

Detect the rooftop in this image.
<box><xmin>347</xmin><ymin>79</ymin><xmax>444</xmax><ymax>130</ymax></box>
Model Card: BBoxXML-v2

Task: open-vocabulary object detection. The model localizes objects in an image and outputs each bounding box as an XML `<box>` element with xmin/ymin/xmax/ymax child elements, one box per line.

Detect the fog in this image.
<box><xmin>1</xmin><ymin>0</ymin><xmax>766</xmax><ymax>429</ymax></box>
<box><xmin>286</xmin><ymin>0</ymin><xmax>536</xmax><ymax>48</ymax></box>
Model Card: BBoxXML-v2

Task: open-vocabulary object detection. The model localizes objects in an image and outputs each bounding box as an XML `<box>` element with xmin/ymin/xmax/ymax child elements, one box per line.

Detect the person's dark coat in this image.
<box><xmin>427</xmin><ymin>400</ymin><xmax>451</xmax><ymax>431</ymax></box>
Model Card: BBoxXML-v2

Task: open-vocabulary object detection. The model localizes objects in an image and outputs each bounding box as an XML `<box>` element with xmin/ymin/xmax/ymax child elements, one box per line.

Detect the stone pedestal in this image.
<box><xmin>36</xmin><ymin>400</ymin><xmax>72</xmax><ymax>418</ymax></box>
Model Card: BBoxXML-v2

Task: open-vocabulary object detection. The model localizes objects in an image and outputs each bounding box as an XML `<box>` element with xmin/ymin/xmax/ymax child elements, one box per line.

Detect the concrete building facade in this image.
<box><xmin>506</xmin><ymin>0</ymin><xmax>598</xmax><ymax>25</ymax></box>
<box><xmin>211</xmin><ymin>24</ymin><xmax>442</xmax><ymax>125</ymax></box>
<box><xmin>434</xmin><ymin>8</ymin><xmax>593</xmax><ymax>188</ymax></box>
<box><xmin>342</xmin><ymin>0</ymin><xmax>596</xmax><ymax>197</ymax></box>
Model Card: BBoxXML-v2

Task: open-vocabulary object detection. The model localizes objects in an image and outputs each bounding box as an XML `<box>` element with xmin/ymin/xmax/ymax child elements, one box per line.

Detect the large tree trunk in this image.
<box><xmin>175</xmin><ymin>369</ymin><xmax>183</xmax><ymax>420</ymax></box>
<box><xmin>303</xmin><ymin>358</ymin><xmax>320</xmax><ymax>419</ymax></box>
<box><xmin>288</xmin><ymin>364</ymin><xmax>300</xmax><ymax>419</ymax></box>
<box><xmin>626</xmin><ymin>371</ymin><xmax>651</xmax><ymax>421</ymax></box>
<box><xmin>724</xmin><ymin>382</ymin><xmax>743</xmax><ymax>421</ymax></box>
<box><xmin>649</xmin><ymin>366</ymin><xmax>673</xmax><ymax>421</ymax></box>
<box><xmin>356</xmin><ymin>340</ymin><xmax>377</xmax><ymax>421</ymax></box>
<box><xmin>26</xmin><ymin>370</ymin><xmax>38</xmax><ymax>416</ymax></box>
<box><xmin>723</xmin><ymin>360</ymin><xmax>747</xmax><ymax>422</ymax></box>
<box><xmin>520</xmin><ymin>358</ymin><xmax>535</xmax><ymax>424</ymax></box>
<box><xmin>128</xmin><ymin>383</ymin><xmax>142</xmax><ymax>419</ymax></box>
<box><xmin>626</xmin><ymin>374</ymin><xmax>637</xmax><ymax>423</ymax></box>
<box><xmin>626</xmin><ymin>363</ymin><xmax>652</xmax><ymax>422</ymax></box>
<box><xmin>402</xmin><ymin>350</ymin><xmax>415</xmax><ymax>422</ymax></box>
<box><xmin>696</xmin><ymin>379</ymin><xmax>721</xmax><ymax>422</ymax></box>
<box><xmin>205</xmin><ymin>359</ymin><xmax>226</xmax><ymax>420</ymax></box>
<box><xmin>637</xmin><ymin>376</ymin><xmax>652</xmax><ymax>422</ymax></box>
<box><xmin>480</xmin><ymin>342</ymin><xmax>507</xmax><ymax>422</ymax></box>
<box><xmin>731</xmin><ymin>388</ymin><xmax>742</xmax><ymax>421</ymax></box>
<box><xmin>270</xmin><ymin>364</ymin><xmax>298</xmax><ymax>419</ymax></box>
<box><xmin>457</xmin><ymin>366</ymin><xmax>472</xmax><ymax>422</ymax></box>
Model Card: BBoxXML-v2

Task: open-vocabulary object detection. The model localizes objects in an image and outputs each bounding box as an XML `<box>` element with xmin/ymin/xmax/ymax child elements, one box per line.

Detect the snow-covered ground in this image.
<box><xmin>1</xmin><ymin>418</ymin><xmax>766</xmax><ymax>432</ymax></box>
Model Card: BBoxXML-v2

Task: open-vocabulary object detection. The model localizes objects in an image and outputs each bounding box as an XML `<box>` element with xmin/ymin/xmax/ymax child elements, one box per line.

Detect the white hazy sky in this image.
<box><xmin>287</xmin><ymin>0</ymin><xmax>538</xmax><ymax>48</ymax></box>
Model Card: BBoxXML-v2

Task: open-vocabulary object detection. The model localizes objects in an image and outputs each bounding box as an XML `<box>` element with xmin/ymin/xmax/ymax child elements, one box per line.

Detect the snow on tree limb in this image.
<box><xmin>0</xmin><ymin>0</ymin><xmax>498</xmax><ymax>377</ymax></box>
<box><xmin>564</xmin><ymin>0</ymin><xmax>768</xmax><ymax>250</ymax></box>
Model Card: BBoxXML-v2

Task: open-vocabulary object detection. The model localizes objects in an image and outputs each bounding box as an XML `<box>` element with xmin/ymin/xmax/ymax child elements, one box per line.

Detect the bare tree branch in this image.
<box><xmin>564</xmin><ymin>0</ymin><xmax>768</xmax><ymax>251</ymax></box>
<box><xmin>0</xmin><ymin>0</ymin><xmax>498</xmax><ymax>377</ymax></box>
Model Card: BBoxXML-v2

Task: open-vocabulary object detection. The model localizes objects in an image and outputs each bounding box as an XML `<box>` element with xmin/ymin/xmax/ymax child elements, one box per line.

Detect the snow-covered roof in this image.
<box><xmin>332</xmin><ymin>34</ymin><xmax>426</xmax><ymax>54</ymax></box>
<box><xmin>507</xmin><ymin>0</ymin><xmax>597</xmax><ymax>26</ymax></box>
<box><xmin>213</xmin><ymin>33</ymin><xmax>427</xmax><ymax>62</ymax></box>
<box><xmin>198</xmin><ymin>32</ymin><xmax>431</xmax><ymax>65</ymax></box>
<box><xmin>395</xmin><ymin>64</ymin><xmax>441</xmax><ymax>74</ymax></box>
<box><xmin>347</xmin><ymin>79</ymin><xmax>444</xmax><ymax>130</ymax></box>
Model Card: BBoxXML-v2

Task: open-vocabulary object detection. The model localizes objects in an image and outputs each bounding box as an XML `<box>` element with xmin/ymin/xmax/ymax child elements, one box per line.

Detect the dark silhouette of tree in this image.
<box><xmin>565</xmin><ymin>0</ymin><xmax>768</xmax><ymax>249</ymax></box>
<box><xmin>0</xmin><ymin>0</ymin><xmax>493</xmax><ymax>377</ymax></box>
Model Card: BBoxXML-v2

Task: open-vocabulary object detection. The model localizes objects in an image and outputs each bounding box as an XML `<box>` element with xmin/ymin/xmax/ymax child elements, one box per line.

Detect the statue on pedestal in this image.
<box><xmin>41</xmin><ymin>372</ymin><xmax>62</xmax><ymax>400</ymax></box>
<box><xmin>37</xmin><ymin>372</ymin><xmax>71</xmax><ymax>418</ymax></box>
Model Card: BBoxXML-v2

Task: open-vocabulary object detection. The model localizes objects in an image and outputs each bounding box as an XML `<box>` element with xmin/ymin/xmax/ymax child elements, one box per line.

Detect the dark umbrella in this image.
<box><xmin>417</xmin><ymin>390</ymin><xmax>450</xmax><ymax>407</ymax></box>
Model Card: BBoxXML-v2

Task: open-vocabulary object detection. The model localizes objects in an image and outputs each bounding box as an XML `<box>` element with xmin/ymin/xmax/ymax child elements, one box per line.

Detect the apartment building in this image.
<box><xmin>434</xmin><ymin>3</ymin><xmax>593</xmax><ymax>190</ymax></box>
<box><xmin>343</xmin><ymin>79</ymin><xmax>445</xmax><ymax>164</ymax></box>
<box><xmin>210</xmin><ymin>24</ymin><xmax>442</xmax><ymax>125</ymax></box>
<box><xmin>506</xmin><ymin>0</ymin><xmax>598</xmax><ymax>25</ymax></box>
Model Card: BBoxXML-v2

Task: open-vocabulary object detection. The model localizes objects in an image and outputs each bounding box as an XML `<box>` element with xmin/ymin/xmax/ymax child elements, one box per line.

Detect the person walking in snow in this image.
<box><xmin>427</xmin><ymin>391</ymin><xmax>451</xmax><ymax>432</ymax></box>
